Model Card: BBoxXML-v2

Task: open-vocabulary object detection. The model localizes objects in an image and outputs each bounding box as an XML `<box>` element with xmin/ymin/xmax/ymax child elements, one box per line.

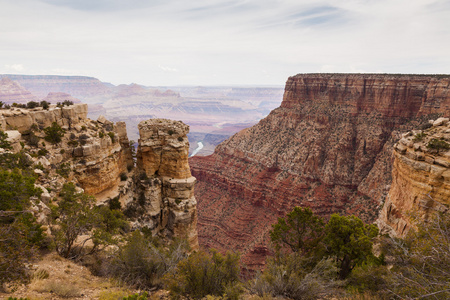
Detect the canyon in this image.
<box><xmin>0</xmin><ymin>74</ymin><xmax>284</xmax><ymax>155</ymax></box>
<box><xmin>190</xmin><ymin>74</ymin><xmax>450</xmax><ymax>268</ymax></box>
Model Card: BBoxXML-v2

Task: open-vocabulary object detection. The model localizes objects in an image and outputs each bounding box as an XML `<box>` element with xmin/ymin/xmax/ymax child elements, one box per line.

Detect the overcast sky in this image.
<box><xmin>1</xmin><ymin>0</ymin><xmax>449</xmax><ymax>86</ymax></box>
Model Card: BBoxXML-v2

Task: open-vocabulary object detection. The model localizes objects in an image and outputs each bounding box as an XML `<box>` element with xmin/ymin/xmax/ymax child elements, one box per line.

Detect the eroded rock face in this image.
<box><xmin>130</xmin><ymin>119</ymin><xmax>198</xmax><ymax>249</ymax></box>
<box><xmin>190</xmin><ymin>73</ymin><xmax>450</xmax><ymax>269</ymax></box>
<box><xmin>378</xmin><ymin>120</ymin><xmax>450</xmax><ymax>236</ymax></box>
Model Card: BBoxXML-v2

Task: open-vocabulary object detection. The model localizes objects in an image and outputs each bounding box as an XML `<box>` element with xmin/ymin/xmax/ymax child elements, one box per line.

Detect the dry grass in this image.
<box><xmin>0</xmin><ymin>252</ymin><xmax>141</xmax><ymax>299</ymax></box>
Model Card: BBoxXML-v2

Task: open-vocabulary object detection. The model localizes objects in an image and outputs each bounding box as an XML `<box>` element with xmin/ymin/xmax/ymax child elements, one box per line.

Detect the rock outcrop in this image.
<box><xmin>0</xmin><ymin>103</ymin><xmax>87</xmax><ymax>132</ymax></box>
<box><xmin>378</xmin><ymin>118</ymin><xmax>450</xmax><ymax>236</ymax></box>
<box><xmin>126</xmin><ymin>119</ymin><xmax>199</xmax><ymax>249</ymax></box>
<box><xmin>190</xmin><ymin>73</ymin><xmax>450</xmax><ymax>268</ymax></box>
<box><xmin>0</xmin><ymin>105</ymin><xmax>199</xmax><ymax>249</ymax></box>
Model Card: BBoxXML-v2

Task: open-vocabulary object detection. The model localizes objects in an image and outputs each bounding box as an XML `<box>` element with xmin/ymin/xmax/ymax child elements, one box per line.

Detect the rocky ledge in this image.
<box><xmin>378</xmin><ymin>117</ymin><xmax>450</xmax><ymax>236</ymax></box>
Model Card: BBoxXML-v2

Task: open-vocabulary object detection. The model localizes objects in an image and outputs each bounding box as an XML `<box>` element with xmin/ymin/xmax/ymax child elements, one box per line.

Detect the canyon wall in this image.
<box><xmin>190</xmin><ymin>74</ymin><xmax>450</xmax><ymax>268</ymax></box>
<box><xmin>378</xmin><ymin>118</ymin><xmax>450</xmax><ymax>236</ymax></box>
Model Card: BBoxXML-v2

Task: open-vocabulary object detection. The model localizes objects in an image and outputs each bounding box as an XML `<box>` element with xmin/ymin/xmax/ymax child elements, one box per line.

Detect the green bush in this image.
<box><xmin>122</xmin><ymin>292</ymin><xmax>149</xmax><ymax>300</ymax></box>
<box><xmin>50</xmin><ymin>183</ymin><xmax>123</xmax><ymax>259</ymax></box>
<box><xmin>0</xmin><ymin>130</ymin><xmax>12</xmax><ymax>150</ymax></box>
<box><xmin>43</xmin><ymin>122</ymin><xmax>65</xmax><ymax>144</ymax></box>
<box><xmin>26</xmin><ymin>101</ymin><xmax>40</xmax><ymax>109</ymax></box>
<box><xmin>56</xmin><ymin>162</ymin><xmax>71</xmax><ymax>178</ymax></box>
<box><xmin>163</xmin><ymin>249</ymin><xmax>241</xmax><ymax>299</ymax></box>
<box><xmin>427</xmin><ymin>138</ymin><xmax>450</xmax><ymax>152</ymax></box>
<box><xmin>413</xmin><ymin>132</ymin><xmax>426</xmax><ymax>142</ymax></box>
<box><xmin>37</xmin><ymin>148</ymin><xmax>48</xmax><ymax>157</ymax></box>
<box><xmin>108</xmin><ymin>132</ymin><xmax>115</xmax><ymax>143</ymax></box>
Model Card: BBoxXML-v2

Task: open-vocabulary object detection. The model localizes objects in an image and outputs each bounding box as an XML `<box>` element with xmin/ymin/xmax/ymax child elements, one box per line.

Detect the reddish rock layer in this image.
<box><xmin>190</xmin><ymin>73</ymin><xmax>450</xmax><ymax>268</ymax></box>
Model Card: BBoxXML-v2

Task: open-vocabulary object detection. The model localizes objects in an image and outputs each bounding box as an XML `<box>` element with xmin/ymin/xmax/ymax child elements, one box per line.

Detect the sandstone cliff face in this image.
<box><xmin>378</xmin><ymin>118</ymin><xmax>450</xmax><ymax>236</ymax></box>
<box><xmin>0</xmin><ymin>103</ymin><xmax>130</xmax><ymax>201</ymax></box>
<box><xmin>190</xmin><ymin>74</ymin><xmax>450</xmax><ymax>268</ymax></box>
<box><xmin>127</xmin><ymin>119</ymin><xmax>198</xmax><ymax>249</ymax></box>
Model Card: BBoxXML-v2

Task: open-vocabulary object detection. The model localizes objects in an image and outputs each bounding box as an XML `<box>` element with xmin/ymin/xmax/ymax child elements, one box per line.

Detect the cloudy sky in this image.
<box><xmin>1</xmin><ymin>0</ymin><xmax>449</xmax><ymax>86</ymax></box>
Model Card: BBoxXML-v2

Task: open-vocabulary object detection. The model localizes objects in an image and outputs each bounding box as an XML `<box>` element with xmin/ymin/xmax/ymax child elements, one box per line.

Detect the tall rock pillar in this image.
<box><xmin>135</xmin><ymin>119</ymin><xmax>199</xmax><ymax>250</ymax></box>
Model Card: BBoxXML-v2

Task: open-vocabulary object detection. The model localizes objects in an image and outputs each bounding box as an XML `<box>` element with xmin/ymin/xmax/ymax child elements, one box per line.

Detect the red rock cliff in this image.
<box><xmin>190</xmin><ymin>73</ymin><xmax>450</xmax><ymax>269</ymax></box>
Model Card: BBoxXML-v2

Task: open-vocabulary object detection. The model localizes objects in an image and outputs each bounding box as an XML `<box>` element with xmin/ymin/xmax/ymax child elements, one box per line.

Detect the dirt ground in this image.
<box><xmin>0</xmin><ymin>252</ymin><xmax>165</xmax><ymax>300</ymax></box>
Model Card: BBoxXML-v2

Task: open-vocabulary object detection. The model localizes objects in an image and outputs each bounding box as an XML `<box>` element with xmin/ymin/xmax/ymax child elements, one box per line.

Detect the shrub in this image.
<box><xmin>26</xmin><ymin>101</ymin><xmax>40</xmax><ymax>109</ymax></box>
<box><xmin>383</xmin><ymin>212</ymin><xmax>450</xmax><ymax>299</ymax></box>
<box><xmin>427</xmin><ymin>138</ymin><xmax>450</xmax><ymax>152</ymax></box>
<box><xmin>249</xmin><ymin>256</ymin><xmax>342</xmax><ymax>300</ymax></box>
<box><xmin>50</xmin><ymin>183</ymin><xmax>122</xmax><ymax>259</ymax></box>
<box><xmin>68</xmin><ymin>140</ymin><xmax>79</xmax><ymax>147</ymax></box>
<box><xmin>163</xmin><ymin>249</ymin><xmax>241</xmax><ymax>299</ymax></box>
<box><xmin>0</xmin><ymin>130</ymin><xmax>12</xmax><ymax>150</ymax></box>
<box><xmin>24</xmin><ymin>131</ymin><xmax>40</xmax><ymax>147</ymax></box>
<box><xmin>413</xmin><ymin>132</ymin><xmax>427</xmax><ymax>142</ymax></box>
<box><xmin>109</xmin><ymin>231</ymin><xmax>189</xmax><ymax>289</ymax></box>
<box><xmin>62</xmin><ymin>100</ymin><xmax>74</xmax><ymax>106</ymax></box>
<box><xmin>108</xmin><ymin>132</ymin><xmax>115</xmax><ymax>143</ymax></box>
<box><xmin>122</xmin><ymin>292</ymin><xmax>149</xmax><ymax>300</ymax></box>
<box><xmin>32</xmin><ymin>268</ymin><xmax>50</xmax><ymax>280</ymax></box>
<box><xmin>56</xmin><ymin>162</ymin><xmax>71</xmax><ymax>178</ymax></box>
<box><xmin>99</xmin><ymin>131</ymin><xmax>105</xmax><ymax>138</ymax></box>
<box><xmin>168</xmin><ymin>129</ymin><xmax>175</xmax><ymax>135</ymax></box>
<box><xmin>37</xmin><ymin>148</ymin><xmax>48</xmax><ymax>157</ymax></box>
<box><xmin>40</xmin><ymin>100</ymin><xmax>50</xmax><ymax>110</ymax></box>
<box><xmin>43</xmin><ymin>122</ymin><xmax>65</xmax><ymax>144</ymax></box>
<box><xmin>177</xmin><ymin>137</ymin><xmax>183</xmax><ymax>142</ymax></box>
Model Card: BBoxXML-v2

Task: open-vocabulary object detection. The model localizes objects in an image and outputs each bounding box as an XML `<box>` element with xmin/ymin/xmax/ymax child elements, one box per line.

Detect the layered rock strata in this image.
<box><xmin>0</xmin><ymin>77</ymin><xmax>40</xmax><ymax>104</ymax></box>
<box><xmin>190</xmin><ymin>73</ymin><xmax>450</xmax><ymax>268</ymax></box>
<box><xmin>127</xmin><ymin>119</ymin><xmax>199</xmax><ymax>249</ymax></box>
<box><xmin>378</xmin><ymin>118</ymin><xmax>450</xmax><ymax>236</ymax></box>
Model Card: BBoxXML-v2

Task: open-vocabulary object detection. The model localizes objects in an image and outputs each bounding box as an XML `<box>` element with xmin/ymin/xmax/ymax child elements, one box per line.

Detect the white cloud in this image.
<box><xmin>4</xmin><ymin>64</ymin><xmax>24</xmax><ymax>72</ymax></box>
<box><xmin>158</xmin><ymin>65</ymin><xmax>179</xmax><ymax>72</ymax></box>
<box><xmin>0</xmin><ymin>0</ymin><xmax>449</xmax><ymax>85</ymax></box>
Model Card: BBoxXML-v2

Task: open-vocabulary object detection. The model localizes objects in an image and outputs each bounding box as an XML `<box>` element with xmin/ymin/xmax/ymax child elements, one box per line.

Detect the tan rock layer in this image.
<box><xmin>0</xmin><ymin>104</ymin><xmax>88</xmax><ymax>132</ymax></box>
<box><xmin>190</xmin><ymin>73</ymin><xmax>450</xmax><ymax>269</ymax></box>
<box><xmin>379</xmin><ymin>122</ymin><xmax>450</xmax><ymax>236</ymax></box>
<box><xmin>133</xmin><ymin>119</ymin><xmax>198</xmax><ymax>250</ymax></box>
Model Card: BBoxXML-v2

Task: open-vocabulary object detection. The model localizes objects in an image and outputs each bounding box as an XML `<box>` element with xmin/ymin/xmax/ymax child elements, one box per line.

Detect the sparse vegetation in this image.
<box><xmin>108</xmin><ymin>231</ymin><xmax>188</xmax><ymax>289</ymax></box>
<box><xmin>43</xmin><ymin>122</ymin><xmax>65</xmax><ymax>144</ymax></box>
<box><xmin>427</xmin><ymin>138</ymin><xmax>450</xmax><ymax>152</ymax></box>
<box><xmin>163</xmin><ymin>249</ymin><xmax>242</xmax><ymax>299</ymax></box>
<box><xmin>413</xmin><ymin>132</ymin><xmax>426</xmax><ymax>142</ymax></box>
<box><xmin>108</xmin><ymin>131</ymin><xmax>115</xmax><ymax>143</ymax></box>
